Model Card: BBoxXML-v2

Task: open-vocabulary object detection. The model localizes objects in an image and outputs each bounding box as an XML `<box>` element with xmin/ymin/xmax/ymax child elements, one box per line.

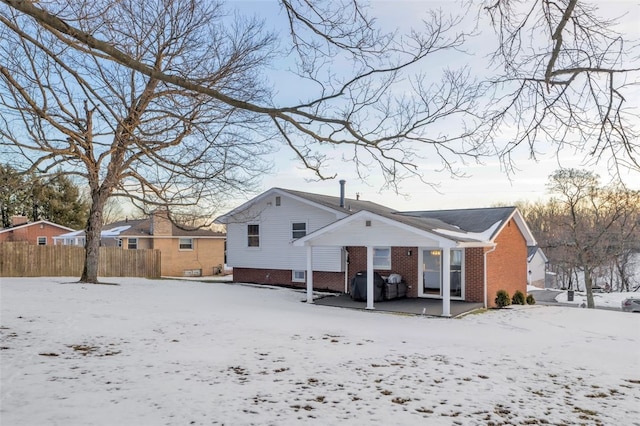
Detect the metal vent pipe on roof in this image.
<box><xmin>339</xmin><ymin>179</ymin><xmax>346</xmax><ymax>208</ymax></box>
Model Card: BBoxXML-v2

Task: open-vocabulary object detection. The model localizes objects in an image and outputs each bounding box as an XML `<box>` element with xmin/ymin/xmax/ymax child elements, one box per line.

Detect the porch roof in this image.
<box><xmin>293</xmin><ymin>209</ymin><xmax>498</xmax><ymax>248</ymax></box>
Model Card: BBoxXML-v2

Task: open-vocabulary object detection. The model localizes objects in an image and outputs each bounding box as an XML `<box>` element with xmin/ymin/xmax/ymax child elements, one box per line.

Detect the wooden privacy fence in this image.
<box><xmin>0</xmin><ymin>242</ymin><xmax>161</xmax><ymax>278</ymax></box>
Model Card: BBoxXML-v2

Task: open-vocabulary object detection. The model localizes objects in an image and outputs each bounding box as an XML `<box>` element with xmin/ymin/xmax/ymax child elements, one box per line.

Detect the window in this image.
<box><xmin>127</xmin><ymin>238</ymin><xmax>138</xmax><ymax>250</ymax></box>
<box><xmin>275</xmin><ymin>196</ymin><xmax>281</xmax><ymax>206</ymax></box>
<box><xmin>292</xmin><ymin>222</ymin><xmax>306</xmax><ymax>239</ymax></box>
<box><xmin>37</xmin><ymin>236</ymin><xmax>47</xmax><ymax>245</ymax></box>
<box><xmin>292</xmin><ymin>270</ymin><xmax>305</xmax><ymax>282</ymax></box>
<box><xmin>247</xmin><ymin>224</ymin><xmax>259</xmax><ymax>247</ymax></box>
<box><xmin>450</xmin><ymin>249</ymin><xmax>463</xmax><ymax>297</ymax></box>
<box><xmin>179</xmin><ymin>238</ymin><xmax>193</xmax><ymax>250</ymax></box>
<box><xmin>373</xmin><ymin>247</ymin><xmax>391</xmax><ymax>269</ymax></box>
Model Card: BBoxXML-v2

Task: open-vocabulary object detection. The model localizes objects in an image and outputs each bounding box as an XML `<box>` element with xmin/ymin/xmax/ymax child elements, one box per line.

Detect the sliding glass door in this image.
<box><xmin>422</xmin><ymin>249</ymin><xmax>463</xmax><ymax>298</ymax></box>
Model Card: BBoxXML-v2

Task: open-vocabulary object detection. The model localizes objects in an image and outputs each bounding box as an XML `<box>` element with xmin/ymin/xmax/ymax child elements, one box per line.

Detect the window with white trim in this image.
<box><xmin>179</xmin><ymin>238</ymin><xmax>193</xmax><ymax>250</ymax></box>
<box><xmin>292</xmin><ymin>222</ymin><xmax>306</xmax><ymax>239</ymax></box>
<box><xmin>292</xmin><ymin>270</ymin><xmax>306</xmax><ymax>282</ymax></box>
<box><xmin>37</xmin><ymin>236</ymin><xmax>47</xmax><ymax>245</ymax></box>
<box><xmin>247</xmin><ymin>224</ymin><xmax>259</xmax><ymax>247</ymax></box>
<box><xmin>127</xmin><ymin>238</ymin><xmax>138</xmax><ymax>250</ymax></box>
<box><xmin>373</xmin><ymin>247</ymin><xmax>391</xmax><ymax>269</ymax></box>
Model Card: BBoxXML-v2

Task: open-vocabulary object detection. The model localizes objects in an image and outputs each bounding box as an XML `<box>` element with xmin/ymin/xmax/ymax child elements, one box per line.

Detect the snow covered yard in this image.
<box><xmin>1</xmin><ymin>278</ymin><xmax>639</xmax><ymax>425</ymax></box>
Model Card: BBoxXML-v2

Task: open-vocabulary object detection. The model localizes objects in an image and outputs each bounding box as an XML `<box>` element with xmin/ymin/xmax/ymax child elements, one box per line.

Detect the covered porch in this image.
<box><xmin>294</xmin><ymin>210</ymin><xmax>490</xmax><ymax>317</ymax></box>
<box><xmin>313</xmin><ymin>293</ymin><xmax>484</xmax><ymax>317</ymax></box>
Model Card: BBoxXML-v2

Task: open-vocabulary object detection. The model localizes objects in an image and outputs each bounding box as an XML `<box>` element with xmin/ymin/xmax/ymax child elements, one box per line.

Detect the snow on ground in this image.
<box><xmin>1</xmin><ymin>277</ymin><xmax>639</xmax><ymax>426</ymax></box>
<box><xmin>554</xmin><ymin>290</ymin><xmax>637</xmax><ymax>309</ymax></box>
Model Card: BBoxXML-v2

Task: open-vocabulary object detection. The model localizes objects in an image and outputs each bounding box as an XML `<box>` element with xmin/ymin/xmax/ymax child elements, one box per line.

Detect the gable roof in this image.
<box><xmin>217</xmin><ymin>187</ymin><xmax>536</xmax><ymax>245</ymax></box>
<box><xmin>528</xmin><ymin>245</ymin><xmax>548</xmax><ymax>263</ymax></box>
<box><xmin>0</xmin><ymin>220</ymin><xmax>76</xmax><ymax>235</ymax></box>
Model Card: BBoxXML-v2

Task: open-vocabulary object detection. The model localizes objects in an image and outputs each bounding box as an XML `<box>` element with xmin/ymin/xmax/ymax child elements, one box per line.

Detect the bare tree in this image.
<box><xmin>1</xmin><ymin>0</ymin><xmax>493</xmax><ymax>282</ymax></box>
<box><xmin>483</xmin><ymin>0</ymin><xmax>640</xmax><ymax>176</ymax></box>
<box><xmin>546</xmin><ymin>169</ymin><xmax>639</xmax><ymax>308</ymax></box>
<box><xmin>0</xmin><ymin>0</ymin><xmax>275</xmax><ymax>281</ymax></box>
<box><xmin>2</xmin><ymin>1</ymin><xmax>638</xmax><ymax>283</ymax></box>
<box><xmin>100</xmin><ymin>197</ymin><xmax>132</xmax><ymax>226</ymax></box>
<box><xmin>604</xmin><ymin>187</ymin><xmax>640</xmax><ymax>291</ymax></box>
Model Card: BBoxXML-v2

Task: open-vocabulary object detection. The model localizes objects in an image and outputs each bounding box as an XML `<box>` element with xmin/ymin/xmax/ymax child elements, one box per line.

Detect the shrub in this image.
<box><xmin>512</xmin><ymin>290</ymin><xmax>526</xmax><ymax>305</ymax></box>
<box><xmin>495</xmin><ymin>290</ymin><xmax>511</xmax><ymax>308</ymax></box>
<box><xmin>526</xmin><ymin>294</ymin><xmax>536</xmax><ymax>305</ymax></box>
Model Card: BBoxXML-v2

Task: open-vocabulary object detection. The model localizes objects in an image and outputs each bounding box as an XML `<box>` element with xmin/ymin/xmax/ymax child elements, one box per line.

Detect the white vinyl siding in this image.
<box><xmin>225</xmin><ymin>195</ymin><xmax>346</xmax><ymax>272</ymax></box>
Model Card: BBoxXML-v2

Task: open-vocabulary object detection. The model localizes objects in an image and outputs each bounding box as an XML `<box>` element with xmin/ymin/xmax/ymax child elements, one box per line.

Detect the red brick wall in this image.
<box><xmin>464</xmin><ymin>247</ymin><xmax>485</xmax><ymax>303</ymax></box>
<box><xmin>486</xmin><ymin>218</ymin><xmax>527</xmax><ymax>307</ymax></box>
<box><xmin>233</xmin><ymin>267</ymin><xmax>345</xmax><ymax>292</ymax></box>
<box><xmin>0</xmin><ymin>223</ymin><xmax>71</xmax><ymax>245</ymax></box>
<box><xmin>347</xmin><ymin>246</ymin><xmax>419</xmax><ymax>297</ymax></box>
<box><xmin>234</xmin><ymin>233</ymin><xmax>525</xmax><ymax>306</ymax></box>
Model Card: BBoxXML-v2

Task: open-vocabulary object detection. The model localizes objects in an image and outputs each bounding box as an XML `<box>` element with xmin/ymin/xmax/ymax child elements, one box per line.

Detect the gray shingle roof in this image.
<box><xmin>279</xmin><ymin>188</ymin><xmax>516</xmax><ymax>242</ymax></box>
<box><xmin>398</xmin><ymin>207</ymin><xmax>516</xmax><ymax>239</ymax></box>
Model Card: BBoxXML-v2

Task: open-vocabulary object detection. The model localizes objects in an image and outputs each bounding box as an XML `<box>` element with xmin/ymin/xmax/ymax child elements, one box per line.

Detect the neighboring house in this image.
<box><xmin>215</xmin><ymin>182</ymin><xmax>537</xmax><ymax>315</ymax></box>
<box><xmin>527</xmin><ymin>246</ymin><xmax>548</xmax><ymax>289</ymax></box>
<box><xmin>54</xmin><ymin>211</ymin><xmax>226</xmax><ymax>277</ymax></box>
<box><xmin>0</xmin><ymin>216</ymin><xmax>75</xmax><ymax>246</ymax></box>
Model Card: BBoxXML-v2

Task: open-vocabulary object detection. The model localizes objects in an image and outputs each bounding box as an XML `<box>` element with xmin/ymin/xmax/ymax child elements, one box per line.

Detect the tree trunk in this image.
<box><xmin>583</xmin><ymin>267</ymin><xmax>595</xmax><ymax>309</ymax></box>
<box><xmin>79</xmin><ymin>192</ymin><xmax>106</xmax><ymax>283</ymax></box>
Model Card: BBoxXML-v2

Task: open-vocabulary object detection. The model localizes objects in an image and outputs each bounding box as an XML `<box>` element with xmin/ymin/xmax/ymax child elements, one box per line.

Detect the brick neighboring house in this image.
<box><xmin>215</xmin><ymin>183</ymin><xmax>537</xmax><ymax>315</ymax></box>
<box><xmin>55</xmin><ymin>211</ymin><xmax>226</xmax><ymax>277</ymax></box>
<box><xmin>0</xmin><ymin>216</ymin><xmax>75</xmax><ymax>246</ymax></box>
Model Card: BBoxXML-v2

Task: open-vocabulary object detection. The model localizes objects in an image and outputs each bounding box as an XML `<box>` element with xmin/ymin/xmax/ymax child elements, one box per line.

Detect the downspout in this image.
<box><xmin>306</xmin><ymin>245</ymin><xmax>314</xmax><ymax>303</ymax></box>
<box><xmin>483</xmin><ymin>244</ymin><xmax>497</xmax><ymax>308</ymax></box>
<box><xmin>344</xmin><ymin>247</ymin><xmax>349</xmax><ymax>293</ymax></box>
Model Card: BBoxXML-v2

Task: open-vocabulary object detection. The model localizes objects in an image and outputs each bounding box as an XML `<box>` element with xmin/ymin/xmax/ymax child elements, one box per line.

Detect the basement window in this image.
<box><xmin>292</xmin><ymin>270</ymin><xmax>306</xmax><ymax>282</ymax></box>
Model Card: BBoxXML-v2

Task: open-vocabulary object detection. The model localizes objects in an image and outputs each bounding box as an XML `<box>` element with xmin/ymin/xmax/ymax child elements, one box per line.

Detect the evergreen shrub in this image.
<box><xmin>512</xmin><ymin>290</ymin><xmax>526</xmax><ymax>305</ymax></box>
<box><xmin>495</xmin><ymin>290</ymin><xmax>511</xmax><ymax>308</ymax></box>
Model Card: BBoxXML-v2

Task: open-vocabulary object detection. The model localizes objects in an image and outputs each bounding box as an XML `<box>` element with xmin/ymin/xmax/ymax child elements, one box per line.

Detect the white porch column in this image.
<box><xmin>306</xmin><ymin>245</ymin><xmax>314</xmax><ymax>303</ymax></box>
<box><xmin>441</xmin><ymin>248</ymin><xmax>451</xmax><ymax>317</ymax></box>
<box><xmin>366</xmin><ymin>245</ymin><xmax>374</xmax><ymax>310</ymax></box>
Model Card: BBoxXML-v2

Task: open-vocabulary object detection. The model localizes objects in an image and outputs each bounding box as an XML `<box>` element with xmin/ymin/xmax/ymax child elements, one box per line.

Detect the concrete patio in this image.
<box><xmin>313</xmin><ymin>293</ymin><xmax>484</xmax><ymax>317</ymax></box>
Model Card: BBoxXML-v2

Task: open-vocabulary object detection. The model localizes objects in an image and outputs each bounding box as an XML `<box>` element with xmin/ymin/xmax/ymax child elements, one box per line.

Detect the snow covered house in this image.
<box><xmin>215</xmin><ymin>182</ymin><xmax>537</xmax><ymax>314</ymax></box>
